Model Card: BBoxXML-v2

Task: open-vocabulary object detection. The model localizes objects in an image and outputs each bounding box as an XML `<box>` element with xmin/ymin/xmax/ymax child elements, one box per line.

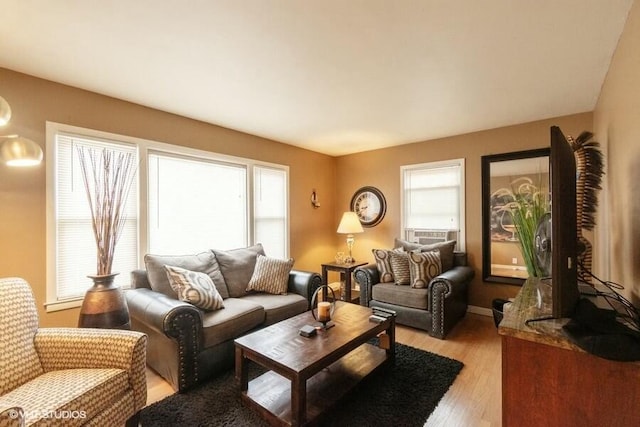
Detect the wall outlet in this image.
<box><xmin>511</xmin><ymin>257</ymin><xmax>518</xmax><ymax>264</ymax></box>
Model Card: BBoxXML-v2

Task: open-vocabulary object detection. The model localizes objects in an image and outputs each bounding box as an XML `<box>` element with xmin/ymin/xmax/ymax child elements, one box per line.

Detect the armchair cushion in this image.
<box><xmin>246</xmin><ymin>255</ymin><xmax>294</xmax><ymax>295</ymax></box>
<box><xmin>213</xmin><ymin>243</ymin><xmax>265</xmax><ymax>298</ymax></box>
<box><xmin>372</xmin><ymin>283</ymin><xmax>430</xmax><ymax>310</ymax></box>
<box><xmin>408</xmin><ymin>250</ymin><xmax>442</xmax><ymax>288</ymax></box>
<box><xmin>165</xmin><ymin>265</ymin><xmax>225</xmax><ymax>311</ymax></box>
<box><xmin>145</xmin><ymin>251</ymin><xmax>229</xmax><ymax>299</ymax></box>
<box><xmin>0</xmin><ymin>368</ymin><xmax>130</xmax><ymax>426</ymax></box>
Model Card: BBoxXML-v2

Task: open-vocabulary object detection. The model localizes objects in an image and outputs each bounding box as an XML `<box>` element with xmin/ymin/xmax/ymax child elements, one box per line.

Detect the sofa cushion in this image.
<box><xmin>201</xmin><ymin>298</ymin><xmax>265</xmax><ymax>348</ymax></box>
<box><xmin>389</xmin><ymin>251</ymin><xmax>411</xmax><ymax>285</ymax></box>
<box><xmin>213</xmin><ymin>244</ymin><xmax>265</xmax><ymax>298</ymax></box>
<box><xmin>241</xmin><ymin>293</ymin><xmax>309</xmax><ymax>326</ymax></box>
<box><xmin>165</xmin><ymin>265</ymin><xmax>225</xmax><ymax>311</ymax></box>
<box><xmin>246</xmin><ymin>255</ymin><xmax>294</xmax><ymax>295</ymax></box>
<box><xmin>0</xmin><ymin>368</ymin><xmax>129</xmax><ymax>426</ymax></box>
<box><xmin>372</xmin><ymin>282</ymin><xmax>430</xmax><ymax>310</ymax></box>
<box><xmin>408</xmin><ymin>250</ymin><xmax>442</xmax><ymax>289</ymax></box>
<box><xmin>145</xmin><ymin>251</ymin><xmax>229</xmax><ymax>299</ymax></box>
<box><xmin>394</xmin><ymin>238</ymin><xmax>457</xmax><ymax>271</ymax></box>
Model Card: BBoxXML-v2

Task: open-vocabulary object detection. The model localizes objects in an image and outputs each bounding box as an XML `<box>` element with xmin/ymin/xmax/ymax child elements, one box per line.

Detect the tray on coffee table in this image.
<box><xmin>234</xmin><ymin>301</ymin><xmax>395</xmax><ymax>427</ymax></box>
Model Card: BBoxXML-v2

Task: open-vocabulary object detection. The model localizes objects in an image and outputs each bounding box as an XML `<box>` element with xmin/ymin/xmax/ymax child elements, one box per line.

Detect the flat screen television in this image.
<box><xmin>550</xmin><ymin>125</ymin><xmax>580</xmax><ymax>318</ymax></box>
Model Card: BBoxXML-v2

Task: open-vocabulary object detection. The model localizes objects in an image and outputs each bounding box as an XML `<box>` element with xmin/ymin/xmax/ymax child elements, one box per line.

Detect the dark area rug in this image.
<box><xmin>141</xmin><ymin>342</ymin><xmax>463</xmax><ymax>427</ymax></box>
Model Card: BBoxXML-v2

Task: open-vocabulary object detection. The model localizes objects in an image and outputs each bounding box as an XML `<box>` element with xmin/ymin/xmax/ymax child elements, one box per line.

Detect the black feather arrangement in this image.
<box><xmin>569</xmin><ymin>131</ymin><xmax>605</xmax><ymax>231</ymax></box>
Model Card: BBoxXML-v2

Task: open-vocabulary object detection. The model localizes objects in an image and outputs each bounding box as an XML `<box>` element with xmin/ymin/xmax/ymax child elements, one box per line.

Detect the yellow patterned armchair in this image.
<box><xmin>0</xmin><ymin>277</ymin><xmax>147</xmax><ymax>427</ymax></box>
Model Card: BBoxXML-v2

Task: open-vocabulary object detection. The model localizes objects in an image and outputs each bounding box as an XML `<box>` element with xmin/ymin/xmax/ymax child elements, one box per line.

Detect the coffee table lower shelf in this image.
<box><xmin>241</xmin><ymin>343</ymin><xmax>389</xmax><ymax>426</ymax></box>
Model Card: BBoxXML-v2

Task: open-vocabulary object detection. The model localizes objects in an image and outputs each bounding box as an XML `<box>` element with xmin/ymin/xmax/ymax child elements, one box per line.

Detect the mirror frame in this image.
<box><xmin>481</xmin><ymin>148</ymin><xmax>550</xmax><ymax>285</ymax></box>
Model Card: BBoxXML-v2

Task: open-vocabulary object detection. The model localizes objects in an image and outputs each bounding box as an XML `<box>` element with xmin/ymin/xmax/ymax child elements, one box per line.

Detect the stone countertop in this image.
<box><xmin>497</xmin><ymin>277</ymin><xmax>581</xmax><ymax>352</ymax></box>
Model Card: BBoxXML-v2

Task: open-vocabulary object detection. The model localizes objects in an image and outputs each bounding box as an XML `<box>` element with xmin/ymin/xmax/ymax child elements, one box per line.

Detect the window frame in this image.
<box><xmin>46</xmin><ymin>122</ymin><xmax>289</xmax><ymax>312</ymax></box>
<box><xmin>400</xmin><ymin>158</ymin><xmax>466</xmax><ymax>251</ymax></box>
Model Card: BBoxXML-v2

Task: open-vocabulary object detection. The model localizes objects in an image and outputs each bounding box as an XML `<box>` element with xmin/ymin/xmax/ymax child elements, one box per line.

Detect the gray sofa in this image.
<box><xmin>354</xmin><ymin>240</ymin><xmax>474</xmax><ymax>339</ymax></box>
<box><xmin>125</xmin><ymin>244</ymin><xmax>321</xmax><ymax>392</ymax></box>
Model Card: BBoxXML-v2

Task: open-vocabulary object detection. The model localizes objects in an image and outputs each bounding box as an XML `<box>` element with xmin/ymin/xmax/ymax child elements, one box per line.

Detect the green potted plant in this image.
<box><xmin>496</xmin><ymin>177</ymin><xmax>550</xmax><ymax>277</ymax></box>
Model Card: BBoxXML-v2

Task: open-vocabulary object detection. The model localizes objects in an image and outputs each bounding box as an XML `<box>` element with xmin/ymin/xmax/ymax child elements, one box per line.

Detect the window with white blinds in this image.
<box><xmin>148</xmin><ymin>153</ymin><xmax>248</xmax><ymax>254</ymax></box>
<box><xmin>401</xmin><ymin>159</ymin><xmax>465</xmax><ymax>249</ymax></box>
<box><xmin>254</xmin><ymin>166</ymin><xmax>288</xmax><ymax>259</ymax></box>
<box><xmin>52</xmin><ymin>133</ymin><xmax>138</xmax><ymax>302</ymax></box>
<box><xmin>46</xmin><ymin>122</ymin><xmax>289</xmax><ymax>311</ymax></box>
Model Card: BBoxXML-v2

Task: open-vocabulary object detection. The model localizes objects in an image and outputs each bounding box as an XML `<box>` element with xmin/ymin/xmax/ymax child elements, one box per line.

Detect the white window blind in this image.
<box><xmin>54</xmin><ymin>133</ymin><xmax>138</xmax><ymax>301</ymax></box>
<box><xmin>148</xmin><ymin>152</ymin><xmax>247</xmax><ymax>254</ymax></box>
<box><xmin>402</xmin><ymin>159</ymin><xmax>465</xmax><ymax>248</ymax></box>
<box><xmin>254</xmin><ymin>166</ymin><xmax>288</xmax><ymax>259</ymax></box>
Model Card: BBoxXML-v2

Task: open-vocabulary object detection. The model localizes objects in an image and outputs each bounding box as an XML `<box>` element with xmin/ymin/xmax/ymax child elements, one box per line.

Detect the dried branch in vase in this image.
<box><xmin>76</xmin><ymin>146</ymin><xmax>136</xmax><ymax>276</ymax></box>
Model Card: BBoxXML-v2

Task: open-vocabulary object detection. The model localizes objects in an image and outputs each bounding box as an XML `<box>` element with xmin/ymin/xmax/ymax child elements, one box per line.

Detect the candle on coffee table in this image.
<box><xmin>318</xmin><ymin>301</ymin><xmax>331</xmax><ymax>322</ymax></box>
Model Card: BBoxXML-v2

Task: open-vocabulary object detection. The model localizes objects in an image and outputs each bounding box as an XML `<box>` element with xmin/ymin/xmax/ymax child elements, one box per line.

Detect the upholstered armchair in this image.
<box><xmin>354</xmin><ymin>240</ymin><xmax>474</xmax><ymax>339</ymax></box>
<box><xmin>0</xmin><ymin>277</ymin><xmax>147</xmax><ymax>427</ymax></box>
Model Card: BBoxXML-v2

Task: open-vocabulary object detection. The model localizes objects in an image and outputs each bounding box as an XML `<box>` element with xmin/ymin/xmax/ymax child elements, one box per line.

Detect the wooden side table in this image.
<box><xmin>321</xmin><ymin>261</ymin><xmax>367</xmax><ymax>304</ymax></box>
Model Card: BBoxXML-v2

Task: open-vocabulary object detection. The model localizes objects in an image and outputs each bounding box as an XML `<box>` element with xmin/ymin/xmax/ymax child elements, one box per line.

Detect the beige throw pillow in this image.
<box><xmin>165</xmin><ymin>265</ymin><xmax>224</xmax><ymax>311</ymax></box>
<box><xmin>246</xmin><ymin>255</ymin><xmax>294</xmax><ymax>295</ymax></box>
<box><xmin>408</xmin><ymin>250</ymin><xmax>442</xmax><ymax>288</ymax></box>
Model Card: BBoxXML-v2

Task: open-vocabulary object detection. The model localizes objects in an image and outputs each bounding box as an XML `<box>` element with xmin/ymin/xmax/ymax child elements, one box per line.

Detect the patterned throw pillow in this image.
<box><xmin>372</xmin><ymin>248</ymin><xmax>403</xmax><ymax>283</ymax></box>
<box><xmin>246</xmin><ymin>255</ymin><xmax>295</xmax><ymax>295</ymax></box>
<box><xmin>388</xmin><ymin>251</ymin><xmax>411</xmax><ymax>285</ymax></box>
<box><xmin>408</xmin><ymin>250</ymin><xmax>442</xmax><ymax>288</ymax></box>
<box><xmin>164</xmin><ymin>265</ymin><xmax>224</xmax><ymax>311</ymax></box>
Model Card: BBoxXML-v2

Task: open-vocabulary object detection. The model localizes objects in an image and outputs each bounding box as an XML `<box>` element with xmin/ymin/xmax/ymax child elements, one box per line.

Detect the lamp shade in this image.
<box><xmin>337</xmin><ymin>211</ymin><xmax>364</xmax><ymax>234</ymax></box>
<box><xmin>0</xmin><ymin>136</ymin><xmax>43</xmax><ymax>166</ymax></box>
<box><xmin>0</xmin><ymin>96</ymin><xmax>11</xmax><ymax>127</ymax></box>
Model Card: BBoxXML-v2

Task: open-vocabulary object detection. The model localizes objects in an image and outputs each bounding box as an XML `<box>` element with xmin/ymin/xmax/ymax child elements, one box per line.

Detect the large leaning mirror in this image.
<box><xmin>482</xmin><ymin>148</ymin><xmax>550</xmax><ymax>285</ymax></box>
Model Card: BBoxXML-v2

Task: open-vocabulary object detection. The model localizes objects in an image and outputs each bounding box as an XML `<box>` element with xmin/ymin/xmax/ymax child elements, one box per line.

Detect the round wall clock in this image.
<box><xmin>350</xmin><ymin>186</ymin><xmax>386</xmax><ymax>227</ymax></box>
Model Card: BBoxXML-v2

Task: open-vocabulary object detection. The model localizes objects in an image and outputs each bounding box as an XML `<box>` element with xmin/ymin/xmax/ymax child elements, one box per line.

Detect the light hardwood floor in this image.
<box><xmin>145</xmin><ymin>313</ymin><xmax>502</xmax><ymax>426</ymax></box>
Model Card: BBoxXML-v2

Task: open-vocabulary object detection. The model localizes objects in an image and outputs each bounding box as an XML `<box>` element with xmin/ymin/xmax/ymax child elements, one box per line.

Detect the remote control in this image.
<box><xmin>369</xmin><ymin>314</ymin><xmax>386</xmax><ymax>323</ymax></box>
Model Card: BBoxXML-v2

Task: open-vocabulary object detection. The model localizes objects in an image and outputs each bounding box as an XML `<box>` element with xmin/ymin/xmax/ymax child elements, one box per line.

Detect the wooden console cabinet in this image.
<box><xmin>498</xmin><ymin>279</ymin><xmax>640</xmax><ymax>427</ymax></box>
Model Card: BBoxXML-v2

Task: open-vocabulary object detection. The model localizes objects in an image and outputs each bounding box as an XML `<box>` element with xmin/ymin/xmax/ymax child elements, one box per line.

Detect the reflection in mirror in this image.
<box><xmin>482</xmin><ymin>149</ymin><xmax>550</xmax><ymax>285</ymax></box>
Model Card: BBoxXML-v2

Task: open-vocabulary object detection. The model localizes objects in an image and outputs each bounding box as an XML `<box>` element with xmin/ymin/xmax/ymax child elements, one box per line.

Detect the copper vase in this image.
<box><xmin>78</xmin><ymin>272</ymin><xmax>131</xmax><ymax>329</ymax></box>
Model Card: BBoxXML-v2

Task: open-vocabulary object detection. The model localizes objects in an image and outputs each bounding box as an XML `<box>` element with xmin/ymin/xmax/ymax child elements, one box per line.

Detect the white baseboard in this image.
<box><xmin>467</xmin><ymin>305</ymin><xmax>493</xmax><ymax>317</ymax></box>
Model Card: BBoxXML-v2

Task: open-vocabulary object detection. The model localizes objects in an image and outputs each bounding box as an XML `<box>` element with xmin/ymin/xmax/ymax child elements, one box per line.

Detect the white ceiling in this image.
<box><xmin>0</xmin><ymin>1</ymin><xmax>633</xmax><ymax>156</ymax></box>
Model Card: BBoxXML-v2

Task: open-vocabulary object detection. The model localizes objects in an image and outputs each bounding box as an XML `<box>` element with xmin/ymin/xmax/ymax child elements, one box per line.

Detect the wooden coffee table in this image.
<box><xmin>234</xmin><ymin>301</ymin><xmax>395</xmax><ymax>426</ymax></box>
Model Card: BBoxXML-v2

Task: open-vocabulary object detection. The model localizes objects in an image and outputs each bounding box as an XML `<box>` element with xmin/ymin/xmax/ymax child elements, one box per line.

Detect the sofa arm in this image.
<box><xmin>288</xmin><ymin>269</ymin><xmax>322</xmax><ymax>306</ymax></box>
<box><xmin>126</xmin><ymin>288</ymin><xmax>202</xmax><ymax>338</ymax></box>
<box><xmin>428</xmin><ymin>265</ymin><xmax>474</xmax><ymax>338</ymax></box>
<box><xmin>354</xmin><ymin>264</ymin><xmax>379</xmax><ymax>306</ymax></box>
<box><xmin>34</xmin><ymin>328</ymin><xmax>148</xmax><ymax>412</ymax></box>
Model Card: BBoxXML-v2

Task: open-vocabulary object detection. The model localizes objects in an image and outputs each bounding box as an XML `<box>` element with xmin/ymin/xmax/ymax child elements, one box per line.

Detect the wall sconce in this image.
<box><xmin>311</xmin><ymin>189</ymin><xmax>321</xmax><ymax>208</ymax></box>
<box><xmin>0</xmin><ymin>96</ymin><xmax>43</xmax><ymax>167</ymax></box>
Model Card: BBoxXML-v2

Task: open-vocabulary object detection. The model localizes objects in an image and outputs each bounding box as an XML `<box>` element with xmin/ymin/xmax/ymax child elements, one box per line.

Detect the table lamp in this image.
<box><xmin>337</xmin><ymin>211</ymin><xmax>364</xmax><ymax>263</ymax></box>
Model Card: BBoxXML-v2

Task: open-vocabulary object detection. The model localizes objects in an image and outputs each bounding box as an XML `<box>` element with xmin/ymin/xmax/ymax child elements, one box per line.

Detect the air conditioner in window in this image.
<box><xmin>404</xmin><ymin>229</ymin><xmax>459</xmax><ymax>248</ymax></box>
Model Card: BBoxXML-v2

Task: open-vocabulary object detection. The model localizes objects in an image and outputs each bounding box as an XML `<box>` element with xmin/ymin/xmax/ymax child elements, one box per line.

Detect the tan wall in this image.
<box><xmin>0</xmin><ymin>68</ymin><xmax>336</xmax><ymax>327</ymax></box>
<box><xmin>335</xmin><ymin>113</ymin><xmax>593</xmax><ymax>309</ymax></box>
<box><xmin>594</xmin><ymin>0</ymin><xmax>640</xmax><ymax>306</ymax></box>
